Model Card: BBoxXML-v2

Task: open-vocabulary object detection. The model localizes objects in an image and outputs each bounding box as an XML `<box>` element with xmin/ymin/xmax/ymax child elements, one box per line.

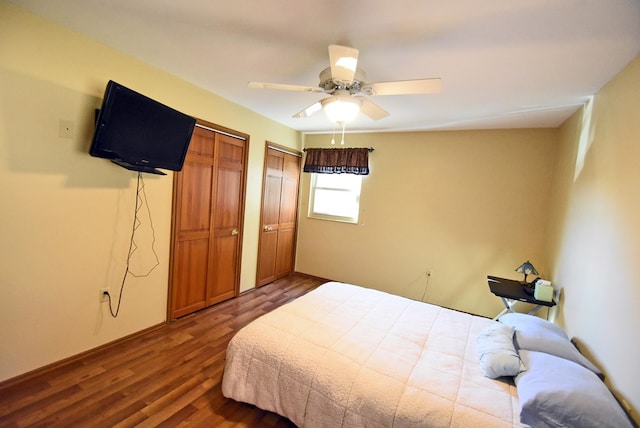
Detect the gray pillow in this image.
<box><xmin>499</xmin><ymin>313</ymin><xmax>602</xmax><ymax>377</ymax></box>
<box><xmin>476</xmin><ymin>322</ymin><xmax>525</xmax><ymax>378</ymax></box>
<box><xmin>516</xmin><ymin>350</ymin><xmax>632</xmax><ymax>428</ymax></box>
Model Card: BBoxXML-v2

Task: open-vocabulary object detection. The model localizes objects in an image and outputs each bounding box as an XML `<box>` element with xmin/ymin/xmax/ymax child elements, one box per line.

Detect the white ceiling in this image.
<box><xmin>10</xmin><ymin>0</ymin><xmax>640</xmax><ymax>133</ymax></box>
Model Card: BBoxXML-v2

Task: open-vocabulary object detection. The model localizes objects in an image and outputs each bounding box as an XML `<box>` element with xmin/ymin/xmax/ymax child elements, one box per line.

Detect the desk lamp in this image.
<box><xmin>515</xmin><ymin>260</ymin><xmax>538</xmax><ymax>286</ymax></box>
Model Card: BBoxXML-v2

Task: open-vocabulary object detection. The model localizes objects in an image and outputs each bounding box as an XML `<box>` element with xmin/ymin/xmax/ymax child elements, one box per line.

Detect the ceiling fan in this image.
<box><xmin>249</xmin><ymin>45</ymin><xmax>442</xmax><ymax>124</ymax></box>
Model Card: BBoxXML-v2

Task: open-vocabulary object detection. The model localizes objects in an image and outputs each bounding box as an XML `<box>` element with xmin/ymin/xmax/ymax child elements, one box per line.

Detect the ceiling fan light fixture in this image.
<box><xmin>322</xmin><ymin>96</ymin><xmax>362</xmax><ymax>124</ymax></box>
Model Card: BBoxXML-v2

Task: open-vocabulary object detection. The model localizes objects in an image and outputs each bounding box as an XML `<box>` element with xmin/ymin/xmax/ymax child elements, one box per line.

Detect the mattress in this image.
<box><xmin>222</xmin><ymin>281</ymin><xmax>522</xmax><ymax>427</ymax></box>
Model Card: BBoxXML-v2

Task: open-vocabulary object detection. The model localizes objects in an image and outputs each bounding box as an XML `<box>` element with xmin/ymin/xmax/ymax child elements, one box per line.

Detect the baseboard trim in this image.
<box><xmin>0</xmin><ymin>272</ymin><xmax>328</xmax><ymax>391</ymax></box>
<box><xmin>0</xmin><ymin>321</ymin><xmax>167</xmax><ymax>391</ymax></box>
<box><xmin>243</xmin><ymin>271</ymin><xmax>329</xmax><ymax>296</ymax></box>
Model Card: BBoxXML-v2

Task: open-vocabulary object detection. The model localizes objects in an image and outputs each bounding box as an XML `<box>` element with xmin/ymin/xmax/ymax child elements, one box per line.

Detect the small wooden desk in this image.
<box><xmin>487</xmin><ymin>275</ymin><xmax>556</xmax><ymax>320</ymax></box>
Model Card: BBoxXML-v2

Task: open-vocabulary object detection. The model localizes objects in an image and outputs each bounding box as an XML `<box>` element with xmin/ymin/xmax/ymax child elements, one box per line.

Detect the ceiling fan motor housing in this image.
<box><xmin>319</xmin><ymin>67</ymin><xmax>367</xmax><ymax>95</ymax></box>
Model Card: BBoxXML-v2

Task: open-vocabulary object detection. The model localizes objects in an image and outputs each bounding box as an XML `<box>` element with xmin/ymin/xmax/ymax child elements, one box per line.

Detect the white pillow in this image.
<box><xmin>499</xmin><ymin>313</ymin><xmax>602</xmax><ymax>377</ymax></box>
<box><xmin>516</xmin><ymin>350</ymin><xmax>632</xmax><ymax>428</ymax></box>
<box><xmin>476</xmin><ymin>322</ymin><xmax>525</xmax><ymax>378</ymax></box>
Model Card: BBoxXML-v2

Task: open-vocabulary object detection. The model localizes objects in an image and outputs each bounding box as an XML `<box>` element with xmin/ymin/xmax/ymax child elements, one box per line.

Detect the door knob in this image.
<box><xmin>263</xmin><ymin>226</ymin><xmax>273</xmax><ymax>232</ymax></box>
<box><xmin>231</xmin><ymin>229</ymin><xmax>239</xmax><ymax>236</ymax></box>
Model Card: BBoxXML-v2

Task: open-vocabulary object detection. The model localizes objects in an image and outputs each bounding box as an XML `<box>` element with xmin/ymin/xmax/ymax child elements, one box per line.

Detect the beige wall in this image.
<box><xmin>297</xmin><ymin>129</ymin><xmax>558</xmax><ymax>318</ymax></box>
<box><xmin>3</xmin><ymin>2</ymin><xmax>638</xmax><ymax>419</ymax></box>
<box><xmin>546</xmin><ymin>55</ymin><xmax>640</xmax><ymax>419</ymax></box>
<box><xmin>0</xmin><ymin>2</ymin><xmax>299</xmax><ymax>382</ymax></box>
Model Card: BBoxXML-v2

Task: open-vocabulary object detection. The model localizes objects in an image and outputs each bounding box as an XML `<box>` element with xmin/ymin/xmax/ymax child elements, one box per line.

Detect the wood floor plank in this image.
<box><xmin>0</xmin><ymin>274</ymin><xmax>326</xmax><ymax>427</ymax></box>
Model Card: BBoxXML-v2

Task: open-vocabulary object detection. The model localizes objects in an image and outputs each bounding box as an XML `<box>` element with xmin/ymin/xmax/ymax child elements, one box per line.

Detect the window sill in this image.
<box><xmin>307</xmin><ymin>213</ymin><xmax>359</xmax><ymax>224</ymax></box>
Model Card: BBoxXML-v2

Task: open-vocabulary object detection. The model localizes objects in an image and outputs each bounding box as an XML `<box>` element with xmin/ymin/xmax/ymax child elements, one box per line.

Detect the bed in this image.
<box><xmin>221</xmin><ymin>281</ymin><xmax>521</xmax><ymax>427</ymax></box>
<box><xmin>222</xmin><ymin>281</ymin><xmax>633</xmax><ymax>427</ymax></box>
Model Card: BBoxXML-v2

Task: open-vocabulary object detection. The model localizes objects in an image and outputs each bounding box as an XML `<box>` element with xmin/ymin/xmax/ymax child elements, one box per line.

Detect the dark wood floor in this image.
<box><xmin>0</xmin><ymin>274</ymin><xmax>328</xmax><ymax>427</ymax></box>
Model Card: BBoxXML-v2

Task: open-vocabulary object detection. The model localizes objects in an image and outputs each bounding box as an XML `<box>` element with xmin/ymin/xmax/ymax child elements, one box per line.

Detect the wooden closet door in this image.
<box><xmin>256</xmin><ymin>145</ymin><xmax>300</xmax><ymax>287</ymax></box>
<box><xmin>274</xmin><ymin>152</ymin><xmax>300</xmax><ymax>278</ymax></box>
<box><xmin>256</xmin><ymin>149</ymin><xmax>282</xmax><ymax>286</ymax></box>
<box><xmin>206</xmin><ymin>133</ymin><xmax>245</xmax><ymax>306</ymax></box>
<box><xmin>169</xmin><ymin>125</ymin><xmax>246</xmax><ymax>319</ymax></box>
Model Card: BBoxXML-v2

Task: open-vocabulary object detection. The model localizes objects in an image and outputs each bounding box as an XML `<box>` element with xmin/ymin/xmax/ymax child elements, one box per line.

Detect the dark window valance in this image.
<box><xmin>303</xmin><ymin>147</ymin><xmax>371</xmax><ymax>175</ymax></box>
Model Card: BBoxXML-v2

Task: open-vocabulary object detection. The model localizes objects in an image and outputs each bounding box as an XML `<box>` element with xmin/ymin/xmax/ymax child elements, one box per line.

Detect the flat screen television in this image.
<box><xmin>89</xmin><ymin>80</ymin><xmax>196</xmax><ymax>175</ymax></box>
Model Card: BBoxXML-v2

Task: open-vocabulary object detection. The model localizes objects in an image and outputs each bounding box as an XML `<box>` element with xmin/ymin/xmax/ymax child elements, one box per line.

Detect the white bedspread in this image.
<box><xmin>222</xmin><ymin>282</ymin><xmax>521</xmax><ymax>427</ymax></box>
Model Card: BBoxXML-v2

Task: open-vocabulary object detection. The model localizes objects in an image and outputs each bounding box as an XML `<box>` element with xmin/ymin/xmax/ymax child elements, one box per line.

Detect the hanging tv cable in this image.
<box><xmin>105</xmin><ymin>172</ymin><xmax>160</xmax><ymax>317</ymax></box>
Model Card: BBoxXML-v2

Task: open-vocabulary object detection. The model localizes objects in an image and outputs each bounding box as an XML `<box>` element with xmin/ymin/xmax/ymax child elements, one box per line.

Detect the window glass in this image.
<box><xmin>308</xmin><ymin>173</ymin><xmax>362</xmax><ymax>223</ymax></box>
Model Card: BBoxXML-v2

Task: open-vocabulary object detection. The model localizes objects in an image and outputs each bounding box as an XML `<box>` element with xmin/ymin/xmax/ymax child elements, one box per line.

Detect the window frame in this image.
<box><xmin>307</xmin><ymin>173</ymin><xmax>362</xmax><ymax>224</ymax></box>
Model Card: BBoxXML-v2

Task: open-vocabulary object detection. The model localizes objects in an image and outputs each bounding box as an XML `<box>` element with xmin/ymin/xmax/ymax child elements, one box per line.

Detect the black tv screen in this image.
<box><xmin>90</xmin><ymin>80</ymin><xmax>196</xmax><ymax>175</ymax></box>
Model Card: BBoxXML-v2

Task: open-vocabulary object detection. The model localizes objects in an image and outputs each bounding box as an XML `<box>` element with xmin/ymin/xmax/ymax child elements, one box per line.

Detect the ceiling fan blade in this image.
<box><xmin>359</xmin><ymin>98</ymin><xmax>389</xmax><ymax>120</ymax></box>
<box><xmin>365</xmin><ymin>78</ymin><xmax>442</xmax><ymax>96</ymax></box>
<box><xmin>248</xmin><ymin>81</ymin><xmax>323</xmax><ymax>93</ymax></box>
<box><xmin>292</xmin><ymin>101</ymin><xmax>323</xmax><ymax>118</ymax></box>
<box><xmin>328</xmin><ymin>44</ymin><xmax>359</xmax><ymax>83</ymax></box>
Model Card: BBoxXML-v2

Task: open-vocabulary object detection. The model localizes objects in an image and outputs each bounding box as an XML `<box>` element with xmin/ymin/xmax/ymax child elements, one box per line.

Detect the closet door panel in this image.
<box><xmin>170</xmin><ymin>128</ymin><xmax>215</xmax><ymax>319</ymax></box>
<box><xmin>208</xmin><ymin>235</ymin><xmax>238</xmax><ymax>306</ymax></box>
<box><xmin>171</xmin><ymin>239</ymin><xmax>209</xmax><ymax>318</ymax></box>
<box><xmin>177</xmin><ymin>162</ymin><xmax>213</xmax><ymax>234</ymax></box>
<box><xmin>274</xmin><ymin>158</ymin><xmax>299</xmax><ymax>277</ymax></box>
<box><xmin>256</xmin><ymin>149</ymin><xmax>283</xmax><ymax>286</ymax></box>
<box><xmin>275</xmin><ymin>228</ymin><xmax>296</xmax><ymax>278</ymax></box>
<box><xmin>257</xmin><ymin>230</ymin><xmax>278</xmax><ymax>286</ymax></box>
<box><xmin>207</xmin><ymin>134</ymin><xmax>245</xmax><ymax>305</ymax></box>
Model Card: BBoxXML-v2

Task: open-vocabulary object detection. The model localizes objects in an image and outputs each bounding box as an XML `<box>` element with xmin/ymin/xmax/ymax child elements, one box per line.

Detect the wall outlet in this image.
<box><xmin>100</xmin><ymin>288</ymin><xmax>110</xmax><ymax>303</ymax></box>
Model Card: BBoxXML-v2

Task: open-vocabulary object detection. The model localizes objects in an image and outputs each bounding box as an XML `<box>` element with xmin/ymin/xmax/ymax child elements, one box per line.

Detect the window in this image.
<box><xmin>308</xmin><ymin>173</ymin><xmax>362</xmax><ymax>223</ymax></box>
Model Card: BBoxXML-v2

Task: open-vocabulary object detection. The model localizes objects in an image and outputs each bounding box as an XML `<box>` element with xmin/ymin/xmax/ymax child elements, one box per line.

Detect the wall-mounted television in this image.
<box><xmin>89</xmin><ymin>80</ymin><xmax>196</xmax><ymax>175</ymax></box>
